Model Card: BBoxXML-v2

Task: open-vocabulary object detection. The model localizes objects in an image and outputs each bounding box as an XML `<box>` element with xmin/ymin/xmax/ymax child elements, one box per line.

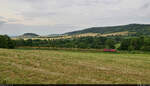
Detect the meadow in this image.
<box><xmin>0</xmin><ymin>48</ymin><xmax>150</xmax><ymax>84</ymax></box>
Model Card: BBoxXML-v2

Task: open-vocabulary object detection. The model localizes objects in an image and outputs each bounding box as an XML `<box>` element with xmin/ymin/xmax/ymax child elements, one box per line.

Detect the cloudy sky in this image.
<box><xmin>0</xmin><ymin>0</ymin><xmax>150</xmax><ymax>36</ymax></box>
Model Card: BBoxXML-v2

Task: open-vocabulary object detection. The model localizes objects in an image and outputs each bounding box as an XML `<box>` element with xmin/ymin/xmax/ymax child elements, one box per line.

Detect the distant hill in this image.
<box><xmin>19</xmin><ymin>33</ymin><xmax>40</xmax><ymax>38</ymax></box>
<box><xmin>65</xmin><ymin>24</ymin><xmax>150</xmax><ymax>36</ymax></box>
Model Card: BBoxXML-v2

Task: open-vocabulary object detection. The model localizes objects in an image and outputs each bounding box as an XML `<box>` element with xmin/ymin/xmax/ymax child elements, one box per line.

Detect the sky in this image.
<box><xmin>0</xmin><ymin>0</ymin><xmax>150</xmax><ymax>36</ymax></box>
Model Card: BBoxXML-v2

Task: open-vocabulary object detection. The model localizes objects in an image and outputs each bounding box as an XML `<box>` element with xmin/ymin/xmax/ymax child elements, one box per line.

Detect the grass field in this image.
<box><xmin>0</xmin><ymin>48</ymin><xmax>150</xmax><ymax>84</ymax></box>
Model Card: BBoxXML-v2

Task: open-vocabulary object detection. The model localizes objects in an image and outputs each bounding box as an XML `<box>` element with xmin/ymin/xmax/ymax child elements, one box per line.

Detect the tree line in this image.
<box><xmin>0</xmin><ymin>35</ymin><xmax>150</xmax><ymax>51</ymax></box>
<box><xmin>14</xmin><ymin>36</ymin><xmax>150</xmax><ymax>51</ymax></box>
<box><xmin>14</xmin><ymin>37</ymin><xmax>117</xmax><ymax>49</ymax></box>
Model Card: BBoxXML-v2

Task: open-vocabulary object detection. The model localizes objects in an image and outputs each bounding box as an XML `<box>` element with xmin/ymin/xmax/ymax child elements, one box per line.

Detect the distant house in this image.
<box><xmin>104</xmin><ymin>49</ymin><xmax>116</xmax><ymax>52</ymax></box>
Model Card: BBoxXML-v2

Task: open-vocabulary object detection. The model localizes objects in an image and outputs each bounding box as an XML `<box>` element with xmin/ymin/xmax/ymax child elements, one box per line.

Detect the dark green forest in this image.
<box><xmin>119</xmin><ymin>37</ymin><xmax>150</xmax><ymax>51</ymax></box>
<box><xmin>65</xmin><ymin>24</ymin><xmax>150</xmax><ymax>36</ymax></box>
<box><xmin>14</xmin><ymin>36</ymin><xmax>150</xmax><ymax>51</ymax></box>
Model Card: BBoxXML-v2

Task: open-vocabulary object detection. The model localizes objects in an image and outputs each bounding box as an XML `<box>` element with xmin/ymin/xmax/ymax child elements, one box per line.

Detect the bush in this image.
<box><xmin>141</xmin><ymin>46</ymin><xmax>150</xmax><ymax>51</ymax></box>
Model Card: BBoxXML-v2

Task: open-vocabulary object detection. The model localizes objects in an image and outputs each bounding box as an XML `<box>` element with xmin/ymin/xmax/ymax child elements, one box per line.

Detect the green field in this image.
<box><xmin>0</xmin><ymin>48</ymin><xmax>150</xmax><ymax>84</ymax></box>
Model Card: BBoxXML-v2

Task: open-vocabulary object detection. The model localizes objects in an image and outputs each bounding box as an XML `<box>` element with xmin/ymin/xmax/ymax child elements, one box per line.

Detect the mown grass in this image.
<box><xmin>0</xmin><ymin>48</ymin><xmax>150</xmax><ymax>84</ymax></box>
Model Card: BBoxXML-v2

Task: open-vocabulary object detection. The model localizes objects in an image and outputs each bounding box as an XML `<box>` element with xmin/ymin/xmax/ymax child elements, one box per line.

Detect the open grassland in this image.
<box><xmin>0</xmin><ymin>48</ymin><xmax>150</xmax><ymax>84</ymax></box>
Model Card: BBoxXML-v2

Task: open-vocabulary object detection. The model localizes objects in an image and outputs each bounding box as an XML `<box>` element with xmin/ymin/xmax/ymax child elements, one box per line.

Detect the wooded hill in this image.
<box><xmin>65</xmin><ymin>24</ymin><xmax>150</xmax><ymax>36</ymax></box>
<box><xmin>18</xmin><ymin>33</ymin><xmax>40</xmax><ymax>38</ymax></box>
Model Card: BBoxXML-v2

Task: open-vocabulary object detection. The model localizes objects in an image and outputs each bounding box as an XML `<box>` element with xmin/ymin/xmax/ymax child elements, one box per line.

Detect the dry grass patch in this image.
<box><xmin>0</xmin><ymin>48</ymin><xmax>150</xmax><ymax>84</ymax></box>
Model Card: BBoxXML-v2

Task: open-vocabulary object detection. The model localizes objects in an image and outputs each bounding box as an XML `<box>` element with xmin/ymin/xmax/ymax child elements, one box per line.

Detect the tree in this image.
<box><xmin>141</xmin><ymin>37</ymin><xmax>150</xmax><ymax>51</ymax></box>
<box><xmin>105</xmin><ymin>39</ymin><xmax>115</xmax><ymax>49</ymax></box>
<box><xmin>119</xmin><ymin>39</ymin><xmax>130</xmax><ymax>50</ymax></box>
<box><xmin>25</xmin><ymin>39</ymin><xmax>33</xmax><ymax>46</ymax></box>
<box><xmin>0</xmin><ymin>35</ymin><xmax>15</xmax><ymax>49</ymax></box>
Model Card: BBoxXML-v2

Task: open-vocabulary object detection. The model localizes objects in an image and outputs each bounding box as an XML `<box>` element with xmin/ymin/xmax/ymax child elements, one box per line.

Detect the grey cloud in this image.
<box><xmin>142</xmin><ymin>3</ymin><xmax>150</xmax><ymax>9</ymax></box>
<box><xmin>0</xmin><ymin>20</ymin><xmax>6</xmax><ymax>25</ymax></box>
<box><xmin>7</xmin><ymin>18</ymin><xmax>20</xmax><ymax>23</ymax></box>
<box><xmin>0</xmin><ymin>16</ymin><xmax>5</xmax><ymax>19</ymax></box>
<box><xmin>0</xmin><ymin>0</ymin><xmax>150</xmax><ymax>35</ymax></box>
<box><xmin>20</xmin><ymin>11</ymin><xmax>57</xmax><ymax>18</ymax></box>
<box><xmin>0</xmin><ymin>23</ymin><xmax>81</xmax><ymax>36</ymax></box>
<box><xmin>23</xmin><ymin>0</ymin><xmax>50</xmax><ymax>9</ymax></box>
<box><xmin>0</xmin><ymin>16</ymin><xmax>20</xmax><ymax>24</ymax></box>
